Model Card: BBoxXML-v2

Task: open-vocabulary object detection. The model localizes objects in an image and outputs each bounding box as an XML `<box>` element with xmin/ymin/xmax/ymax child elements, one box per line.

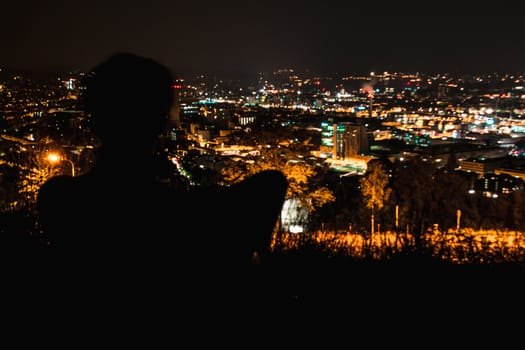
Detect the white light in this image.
<box><xmin>289</xmin><ymin>225</ymin><xmax>304</xmax><ymax>234</ymax></box>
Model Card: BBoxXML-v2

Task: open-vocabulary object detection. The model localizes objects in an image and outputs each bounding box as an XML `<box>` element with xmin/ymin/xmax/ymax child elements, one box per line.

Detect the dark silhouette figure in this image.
<box><xmin>35</xmin><ymin>53</ymin><xmax>288</xmax><ymax>318</ymax></box>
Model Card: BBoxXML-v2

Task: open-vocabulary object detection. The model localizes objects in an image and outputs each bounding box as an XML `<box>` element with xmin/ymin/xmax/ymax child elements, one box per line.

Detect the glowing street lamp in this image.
<box><xmin>46</xmin><ymin>152</ymin><xmax>75</xmax><ymax>177</ymax></box>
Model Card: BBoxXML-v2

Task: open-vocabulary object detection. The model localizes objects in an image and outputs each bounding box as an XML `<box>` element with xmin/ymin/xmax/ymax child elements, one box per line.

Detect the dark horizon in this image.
<box><xmin>3</xmin><ymin>61</ymin><xmax>525</xmax><ymax>84</ymax></box>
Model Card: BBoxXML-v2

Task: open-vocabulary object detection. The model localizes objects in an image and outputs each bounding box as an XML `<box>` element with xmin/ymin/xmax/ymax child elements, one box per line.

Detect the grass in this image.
<box><xmin>265</xmin><ymin>229</ymin><xmax>525</xmax><ymax>314</ymax></box>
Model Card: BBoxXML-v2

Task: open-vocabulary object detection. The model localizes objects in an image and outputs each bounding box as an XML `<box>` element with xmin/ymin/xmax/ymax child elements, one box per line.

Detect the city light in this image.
<box><xmin>46</xmin><ymin>152</ymin><xmax>75</xmax><ymax>177</ymax></box>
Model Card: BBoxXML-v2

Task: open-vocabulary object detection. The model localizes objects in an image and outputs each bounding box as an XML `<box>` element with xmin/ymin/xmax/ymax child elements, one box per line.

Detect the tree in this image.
<box><xmin>430</xmin><ymin>168</ymin><xmax>470</xmax><ymax>232</ymax></box>
<box><xmin>221</xmin><ymin>146</ymin><xmax>335</xmax><ymax>231</ymax></box>
<box><xmin>391</xmin><ymin>156</ymin><xmax>435</xmax><ymax>238</ymax></box>
<box><xmin>359</xmin><ymin>160</ymin><xmax>391</xmax><ymax>235</ymax></box>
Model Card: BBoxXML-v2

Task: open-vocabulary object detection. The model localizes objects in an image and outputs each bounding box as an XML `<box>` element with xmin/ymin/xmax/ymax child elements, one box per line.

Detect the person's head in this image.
<box><xmin>83</xmin><ymin>52</ymin><xmax>175</xmax><ymax>148</ymax></box>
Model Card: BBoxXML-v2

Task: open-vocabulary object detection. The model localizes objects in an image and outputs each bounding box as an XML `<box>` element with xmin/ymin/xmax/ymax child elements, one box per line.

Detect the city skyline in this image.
<box><xmin>2</xmin><ymin>1</ymin><xmax>524</xmax><ymax>79</ymax></box>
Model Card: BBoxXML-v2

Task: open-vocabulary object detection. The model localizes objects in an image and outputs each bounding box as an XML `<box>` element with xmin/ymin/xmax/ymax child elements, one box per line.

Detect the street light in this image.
<box><xmin>46</xmin><ymin>152</ymin><xmax>75</xmax><ymax>177</ymax></box>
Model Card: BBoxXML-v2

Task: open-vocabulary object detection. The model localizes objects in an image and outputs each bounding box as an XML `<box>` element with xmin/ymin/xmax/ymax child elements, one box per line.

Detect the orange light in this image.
<box><xmin>46</xmin><ymin>152</ymin><xmax>61</xmax><ymax>164</ymax></box>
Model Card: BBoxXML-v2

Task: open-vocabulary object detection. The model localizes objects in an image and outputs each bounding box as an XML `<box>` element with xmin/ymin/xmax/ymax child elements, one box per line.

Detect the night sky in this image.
<box><xmin>2</xmin><ymin>1</ymin><xmax>524</xmax><ymax>78</ymax></box>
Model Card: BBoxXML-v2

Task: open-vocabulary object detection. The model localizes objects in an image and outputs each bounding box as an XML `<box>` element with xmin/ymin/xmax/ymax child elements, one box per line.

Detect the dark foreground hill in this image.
<box><xmin>2</xmin><ymin>211</ymin><xmax>525</xmax><ymax>346</ymax></box>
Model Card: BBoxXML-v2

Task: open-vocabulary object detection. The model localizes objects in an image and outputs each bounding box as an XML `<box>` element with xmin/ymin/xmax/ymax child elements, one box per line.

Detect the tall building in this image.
<box><xmin>166</xmin><ymin>79</ymin><xmax>183</xmax><ymax>142</ymax></box>
<box><xmin>168</xmin><ymin>79</ymin><xmax>183</xmax><ymax>131</ymax></box>
<box><xmin>333</xmin><ymin>122</ymin><xmax>369</xmax><ymax>159</ymax></box>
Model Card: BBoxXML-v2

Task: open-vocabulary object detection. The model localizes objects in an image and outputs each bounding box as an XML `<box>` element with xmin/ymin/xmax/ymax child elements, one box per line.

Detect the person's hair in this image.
<box><xmin>82</xmin><ymin>52</ymin><xmax>174</xmax><ymax>143</ymax></box>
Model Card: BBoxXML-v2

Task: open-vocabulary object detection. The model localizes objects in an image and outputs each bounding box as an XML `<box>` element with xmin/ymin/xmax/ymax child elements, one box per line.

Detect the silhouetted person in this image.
<box><xmin>36</xmin><ymin>53</ymin><xmax>288</xmax><ymax>316</ymax></box>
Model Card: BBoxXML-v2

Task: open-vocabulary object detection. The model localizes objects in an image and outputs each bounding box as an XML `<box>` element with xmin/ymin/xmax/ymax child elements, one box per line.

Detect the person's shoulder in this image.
<box><xmin>237</xmin><ymin>169</ymin><xmax>287</xmax><ymax>186</ymax></box>
<box><xmin>38</xmin><ymin>175</ymin><xmax>75</xmax><ymax>194</ymax></box>
<box><xmin>37</xmin><ymin>175</ymin><xmax>78</xmax><ymax>207</ymax></box>
<box><xmin>230</xmin><ymin>170</ymin><xmax>288</xmax><ymax>199</ymax></box>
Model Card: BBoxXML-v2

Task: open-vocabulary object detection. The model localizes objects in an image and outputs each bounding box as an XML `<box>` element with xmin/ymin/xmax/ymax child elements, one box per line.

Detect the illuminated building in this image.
<box><xmin>319</xmin><ymin>122</ymin><xmax>369</xmax><ymax>158</ymax></box>
<box><xmin>332</xmin><ymin>122</ymin><xmax>369</xmax><ymax>159</ymax></box>
<box><xmin>168</xmin><ymin>78</ymin><xmax>183</xmax><ymax>130</ymax></box>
